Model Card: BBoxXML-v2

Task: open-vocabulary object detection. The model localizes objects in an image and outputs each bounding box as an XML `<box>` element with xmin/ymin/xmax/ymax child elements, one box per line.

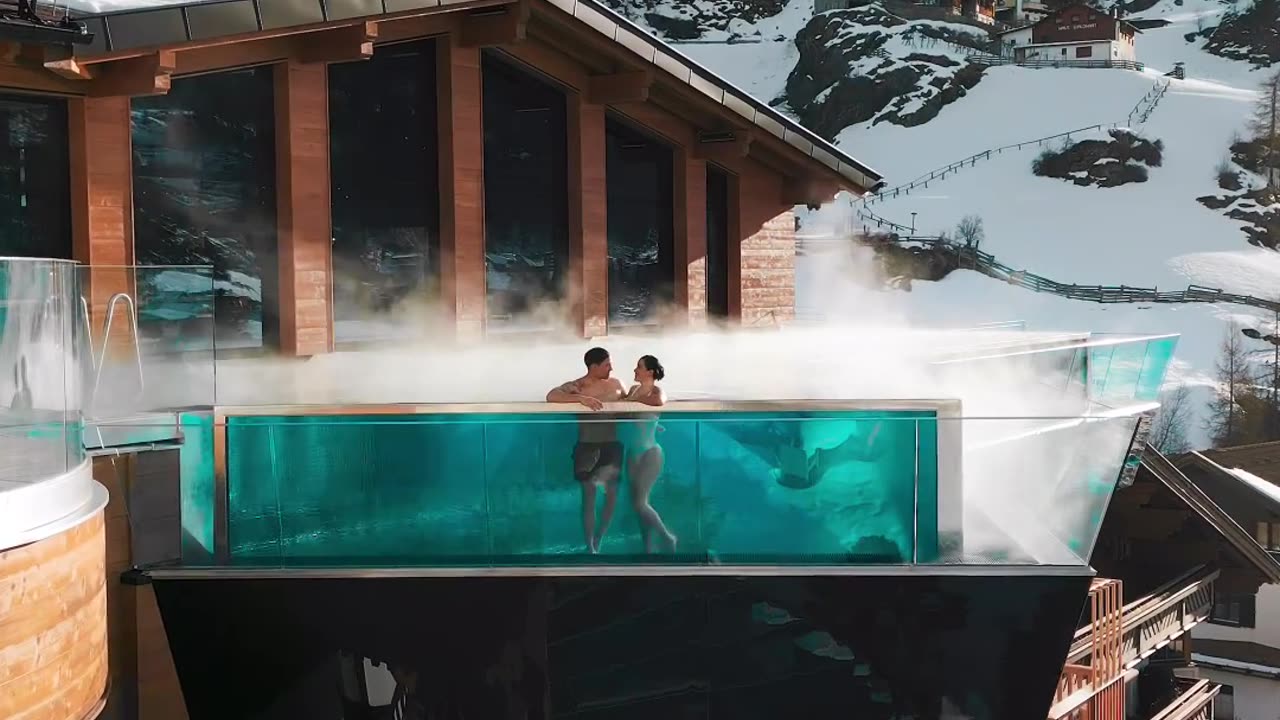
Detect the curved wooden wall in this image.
<box><xmin>0</xmin><ymin>511</ymin><xmax>108</xmax><ymax>720</ymax></box>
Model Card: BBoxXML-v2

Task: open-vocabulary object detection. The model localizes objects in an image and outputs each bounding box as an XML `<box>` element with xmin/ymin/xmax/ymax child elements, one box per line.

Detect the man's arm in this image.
<box><xmin>546</xmin><ymin>380</ymin><xmax>581</xmax><ymax>403</ymax></box>
<box><xmin>546</xmin><ymin>380</ymin><xmax>604</xmax><ymax>410</ymax></box>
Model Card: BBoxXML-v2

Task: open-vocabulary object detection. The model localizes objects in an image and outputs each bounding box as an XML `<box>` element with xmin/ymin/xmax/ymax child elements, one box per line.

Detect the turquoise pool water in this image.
<box><xmin>182</xmin><ymin>409</ymin><xmax>945</xmax><ymax>567</ymax></box>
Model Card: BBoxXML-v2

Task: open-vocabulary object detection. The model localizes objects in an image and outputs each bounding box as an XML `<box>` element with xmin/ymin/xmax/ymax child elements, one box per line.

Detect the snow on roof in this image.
<box><xmin>1228</xmin><ymin>466</ymin><xmax>1280</xmax><ymax>507</ymax></box>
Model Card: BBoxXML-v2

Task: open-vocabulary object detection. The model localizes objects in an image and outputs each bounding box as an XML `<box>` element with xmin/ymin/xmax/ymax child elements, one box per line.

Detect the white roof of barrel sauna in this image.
<box><xmin>29</xmin><ymin>0</ymin><xmax>883</xmax><ymax>195</ymax></box>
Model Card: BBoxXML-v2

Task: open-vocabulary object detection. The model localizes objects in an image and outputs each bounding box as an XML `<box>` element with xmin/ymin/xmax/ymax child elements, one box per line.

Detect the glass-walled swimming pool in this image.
<box><xmin>181</xmin><ymin>404</ymin><xmax>956</xmax><ymax>567</ymax></box>
<box><xmin>167</xmin><ymin>398</ymin><xmax>1153</xmax><ymax>570</ymax></box>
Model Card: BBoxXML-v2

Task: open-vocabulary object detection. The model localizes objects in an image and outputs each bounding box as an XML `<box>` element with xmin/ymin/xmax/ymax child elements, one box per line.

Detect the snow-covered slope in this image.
<box><xmin>679</xmin><ymin>0</ymin><xmax>1279</xmax><ymax>449</ymax></box>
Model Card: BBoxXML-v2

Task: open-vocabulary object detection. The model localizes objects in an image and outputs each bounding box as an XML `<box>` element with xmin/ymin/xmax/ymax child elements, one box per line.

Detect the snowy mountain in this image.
<box><xmin>660</xmin><ymin>0</ymin><xmax>1280</xmax><ymax>449</ymax></box>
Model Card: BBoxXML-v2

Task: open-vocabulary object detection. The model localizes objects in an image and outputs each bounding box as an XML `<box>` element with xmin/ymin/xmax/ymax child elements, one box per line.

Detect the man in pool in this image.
<box><xmin>546</xmin><ymin>347</ymin><xmax>627</xmax><ymax>553</ymax></box>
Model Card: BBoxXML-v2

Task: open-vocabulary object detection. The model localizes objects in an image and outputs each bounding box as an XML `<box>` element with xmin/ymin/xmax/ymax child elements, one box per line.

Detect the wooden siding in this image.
<box><xmin>0</xmin><ymin>513</ymin><xmax>109</xmax><ymax>720</ymax></box>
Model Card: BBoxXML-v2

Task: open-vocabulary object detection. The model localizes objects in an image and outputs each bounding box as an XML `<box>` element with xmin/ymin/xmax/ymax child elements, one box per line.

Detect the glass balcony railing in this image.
<box><xmin>0</xmin><ymin>257</ymin><xmax>85</xmax><ymax>485</ymax></box>
<box><xmin>160</xmin><ymin>402</ymin><xmax>1149</xmax><ymax>570</ymax></box>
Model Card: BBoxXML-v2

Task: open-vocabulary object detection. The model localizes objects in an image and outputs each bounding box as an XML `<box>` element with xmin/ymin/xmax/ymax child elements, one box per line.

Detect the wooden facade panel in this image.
<box><xmin>133</xmin><ymin>585</ymin><xmax>188</xmax><ymax>720</ymax></box>
<box><xmin>69</xmin><ymin>96</ymin><xmax>136</xmax><ymax>357</ymax></box>
<box><xmin>569</xmin><ymin>95</ymin><xmax>608</xmax><ymax>337</ymax></box>
<box><xmin>0</xmin><ymin>513</ymin><xmax>108</xmax><ymax>720</ymax></box>
<box><xmin>675</xmin><ymin>149</ymin><xmax>707</xmax><ymax>326</ymax></box>
<box><xmin>275</xmin><ymin>61</ymin><xmax>334</xmax><ymax>356</ymax></box>
<box><xmin>437</xmin><ymin>39</ymin><xmax>488</xmax><ymax>339</ymax></box>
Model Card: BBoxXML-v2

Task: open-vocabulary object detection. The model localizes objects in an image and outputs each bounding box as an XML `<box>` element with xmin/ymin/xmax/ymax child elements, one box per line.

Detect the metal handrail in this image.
<box><xmin>88</xmin><ymin>293</ymin><xmax>145</xmax><ymax>411</ymax></box>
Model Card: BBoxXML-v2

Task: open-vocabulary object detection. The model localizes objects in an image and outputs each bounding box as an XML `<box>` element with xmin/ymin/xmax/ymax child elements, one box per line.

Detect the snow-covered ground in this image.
<box><xmin>682</xmin><ymin>0</ymin><xmax>1278</xmax><ymax>450</ymax></box>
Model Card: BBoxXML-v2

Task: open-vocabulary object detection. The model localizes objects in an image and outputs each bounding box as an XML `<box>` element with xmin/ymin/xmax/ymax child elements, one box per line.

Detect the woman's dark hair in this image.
<box><xmin>640</xmin><ymin>355</ymin><xmax>665</xmax><ymax>381</ymax></box>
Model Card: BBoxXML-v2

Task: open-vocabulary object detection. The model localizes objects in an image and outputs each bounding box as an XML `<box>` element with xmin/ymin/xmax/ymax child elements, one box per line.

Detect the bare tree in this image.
<box><xmin>1255</xmin><ymin>70</ymin><xmax>1280</xmax><ymax>188</ymax></box>
<box><xmin>1206</xmin><ymin>321</ymin><xmax>1260</xmax><ymax>447</ymax></box>
<box><xmin>955</xmin><ymin>215</ymin><xmax>985</xmax><ymax>249</ymax></box>
<box><xmin>1151</xmin><ymin>384</ymin><xmax>1194</xmax><ymax>454</ymax></box>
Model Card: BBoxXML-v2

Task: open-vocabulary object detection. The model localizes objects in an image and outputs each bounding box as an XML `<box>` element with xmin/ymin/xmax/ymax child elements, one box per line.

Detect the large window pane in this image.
<box><xmin>330</xmin><ymin>40</ymin><xmax>439</xmax><ymax>344</ymax></box>
<box><xmin>0</xmin><ymin>94</ymin><xmax>70</xmax><ymax>259</ymax></box>
<box><xmin>706</xmin><ymin>165</ymin><xmax>730</xmax><ymax>319</ymax></box>
<box><xmin>482</xmin><ymin>53</ymin><xmax>568</xmax><ymax>332</ymax></box>
<box><xmin>606</xmin><ymin>116</ymin><xmax>673</xmax><ymax>326</ymax></box>
<box><xmin>132</xmin><ymin>66</ymin><xmax>278</xmax><ymax>352</ymax></box>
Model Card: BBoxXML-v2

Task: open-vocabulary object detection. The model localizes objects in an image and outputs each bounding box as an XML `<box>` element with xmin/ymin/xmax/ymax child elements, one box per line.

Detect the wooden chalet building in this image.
<box><xmin>1007</xmin><ymin>3</ymin><xmax>1139</xmax><ymax>65</ymax></box>
<box><xmin>1051</xmin><ymin>444</ymin><xmax>1280</xmax><ymax>720</ymax></box>
<box><xmin>1174</xmin><ymin>443</ymin><xmax>1280</xmax><ymax>720</ymax></box>
<box><xmin>0</xmin><ymin>0</ymin><xmax>883</xmax><ymax>356</ymax></box>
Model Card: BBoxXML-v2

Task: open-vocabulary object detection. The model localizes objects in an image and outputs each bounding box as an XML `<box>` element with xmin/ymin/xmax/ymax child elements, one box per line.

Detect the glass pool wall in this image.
<box><xmin>185</xmin><ymin>407</ymin><xmax>950</xmax><ymax>567</ymax></box>
<box><xmin>175</xmin><ymin>405</ymin><xmax>1149</xmax><ymax>569</ymax></box>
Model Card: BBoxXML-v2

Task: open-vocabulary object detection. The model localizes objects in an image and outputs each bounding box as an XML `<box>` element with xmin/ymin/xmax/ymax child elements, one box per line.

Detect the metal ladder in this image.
<box><xmin>80</xmin><ymin>292</ymin><xmax>145</xmax><ymax>412</ymax></box>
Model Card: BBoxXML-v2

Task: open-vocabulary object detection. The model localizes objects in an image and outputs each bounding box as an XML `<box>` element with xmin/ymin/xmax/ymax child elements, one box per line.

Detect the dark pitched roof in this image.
<box><xmin>61</xmin><ymin>0</ymin><xmax>884</xmax><ymax>192</ymax></box>
<box><xmin>1140</xmin><ymin>445</ymin><xmax>1280</xmax><ymax>584</ymax></box>
<box><xmin>1036</xmin><ymin>2</ymin><xmax>1142</xmax><ymax>35</ymax></box>
<box><xmin>1202</xmin><ymin>439</ymin><xmax>1280</xmax><ymax>484</ymax></box>
<box><xmin>1193</xmin><ymin>638</ymin><xmax>1280</xmax><ymax>672</ymax></box>
<box><xmin>1179</xmin><ymin>448</ymin><xmax>1280</xmax><ymax>518</ymax></box>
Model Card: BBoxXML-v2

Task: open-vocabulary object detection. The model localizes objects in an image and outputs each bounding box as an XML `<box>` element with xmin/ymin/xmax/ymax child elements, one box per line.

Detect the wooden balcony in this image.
<box><xmin>1050</xmin><ymin>565</ymin><xmax>1218</xmax><ymax>720</ymax></box>
<box><xmin>1050</xmin><ymin>578</ymin><xmax>1128</xmax><ymax>720</ymax></box>
<box><xmin>1067</xmin><ymin>565</ymin><xmax>1218</xmax><ymax>669</ymax></box>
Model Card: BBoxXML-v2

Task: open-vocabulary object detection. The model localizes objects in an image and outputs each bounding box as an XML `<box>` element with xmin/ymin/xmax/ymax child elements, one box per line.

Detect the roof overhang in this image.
<box><xmin>21</xmin><ymin>0</ymin><xmax>882</xmax><ymax>195</ymax></box>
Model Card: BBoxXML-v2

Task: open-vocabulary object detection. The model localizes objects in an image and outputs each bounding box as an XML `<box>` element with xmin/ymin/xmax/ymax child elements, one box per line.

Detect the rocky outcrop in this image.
<box><xmin>1203</xmin><ymin>0</ymin><xmax>1280</xmax><ymax>68</ymax></box>
<box><xmin>1197</xmin><ymin>138</ymin><xmax>1280</xmax><ymax>249</ymax></box>
<box><xmin>785</xmin><ymin>3</ymin><xmax>989</xmax><ymax>138</ymax></box>
<box><xmin>1032</xmin><ymin>129</ymin><xmax>1164</xmax><ymax>188</ymax></box>
<box><xmin>601</xmin><ymin>0</ymin><xmax>787</xmax><ymax>38</ymax></box>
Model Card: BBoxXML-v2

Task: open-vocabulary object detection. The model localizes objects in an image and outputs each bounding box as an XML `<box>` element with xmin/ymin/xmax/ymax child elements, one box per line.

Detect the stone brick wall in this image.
<box><xmin>740</xmin><ymin>209</ymin><xmax>797</xmax><ymax>327</ymax></box>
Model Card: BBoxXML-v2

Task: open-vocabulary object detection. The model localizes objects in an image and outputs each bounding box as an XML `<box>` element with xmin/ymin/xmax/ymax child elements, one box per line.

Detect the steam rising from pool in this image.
<box><xmin>86</xmin><ymin>228</ymin><xmax>1155</xmax><ymax>566</ymax></box>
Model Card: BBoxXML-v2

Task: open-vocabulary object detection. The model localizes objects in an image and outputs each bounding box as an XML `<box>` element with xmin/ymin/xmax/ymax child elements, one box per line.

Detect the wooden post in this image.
<box><xmin>274</xmin><ymin>61</ymin><xmax>334</xmax><ymax>356</ymax></box>
<box><xmin>68</xmin><ymin>95</ymin><xmax>136</xmax><ymax>357</ymax></box>
<box><xmin>674</xmin><ymin>148</ymin><xmax>707</xmax><ymax>327</ymax></box>
<box><xmin>436</xmin><ymin>37</ymin><xmax>487</xmax><ymax>340</ymax></box>
<box><xmin>567</xmin><ymin>94</ymin><xmax>608</xmax><ymax>338</ymax></box>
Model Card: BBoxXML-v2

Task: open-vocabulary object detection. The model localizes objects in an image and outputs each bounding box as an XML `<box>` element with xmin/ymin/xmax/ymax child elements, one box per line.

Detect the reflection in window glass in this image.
<box><xmin>482</xmin><ymin>53</ymin><xmax>568</xmax><ymax>331</ymax></box>
<box><xmin>132</xmin><ymin>67</ymin><xmax>278</xmax><ymax>351</ymax></box>
<box><xmin>706</xmin><ymin>166</ymin><xmax>730</xmax><ymax>319</ymax></box>
<box><xmin>330</xmin><ymin>40</ymin><xmax>439</xmax><ymax>344</ymax></box>
<box><xmin>0</xmin><ymin>94</ymin><xmax>70</xmax><ymax>259</ymax></box>
<box><xmin>606</xmin><ymin>117</ymin><xmax>673</xmax><ymax>326</ymax></box>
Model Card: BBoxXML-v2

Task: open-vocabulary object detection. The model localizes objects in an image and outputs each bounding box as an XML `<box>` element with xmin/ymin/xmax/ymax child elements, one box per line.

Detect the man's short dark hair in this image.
<box><xmin>584</xmin><ymin>347</ymin><xmax>610</xmax><ymax>367</ymax></box>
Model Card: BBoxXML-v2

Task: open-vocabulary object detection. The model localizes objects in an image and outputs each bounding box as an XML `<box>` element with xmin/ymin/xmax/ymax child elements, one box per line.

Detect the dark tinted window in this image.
<box><xmin>330</xmin><ymin>39</ymin><xmax>440</xmax><ymax>344</ymax></box>
<box><xmin>606</xmin><ymin>116</ymin><xmax>673</xmax><ymax>326</ymax></box>
<box><xmin>132</xmin><ymin>66</ymin><xmax>278</xmax><ymax>351</ymax></box>
<box><xmin>706</xmin><ymin>166</ymin><xmax>730</xmax><ymax>319</ymax></box>
<box><xmin>482</xmin><ymin>53</ymin><xmax>569</xmax><ymax>332</ymax></box>
<box><xmin>0</xmin><ymin>94</ymin><xmax>70</xmax><ymax>259</ymax></box>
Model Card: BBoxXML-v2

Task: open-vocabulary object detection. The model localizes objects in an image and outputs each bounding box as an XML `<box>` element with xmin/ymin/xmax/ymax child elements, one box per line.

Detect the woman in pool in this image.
<box><xmin>625</xmin><ymin>355</ymin><xmax>678</xmax><ymax>553</ymax></box>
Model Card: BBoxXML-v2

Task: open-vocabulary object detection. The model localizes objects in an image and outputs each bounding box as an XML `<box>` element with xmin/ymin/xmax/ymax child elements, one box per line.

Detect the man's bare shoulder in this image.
<box><xmin>554</xmin><ymin>379</ymin><xmax>583</xmax><ymax>394</ymax></box>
